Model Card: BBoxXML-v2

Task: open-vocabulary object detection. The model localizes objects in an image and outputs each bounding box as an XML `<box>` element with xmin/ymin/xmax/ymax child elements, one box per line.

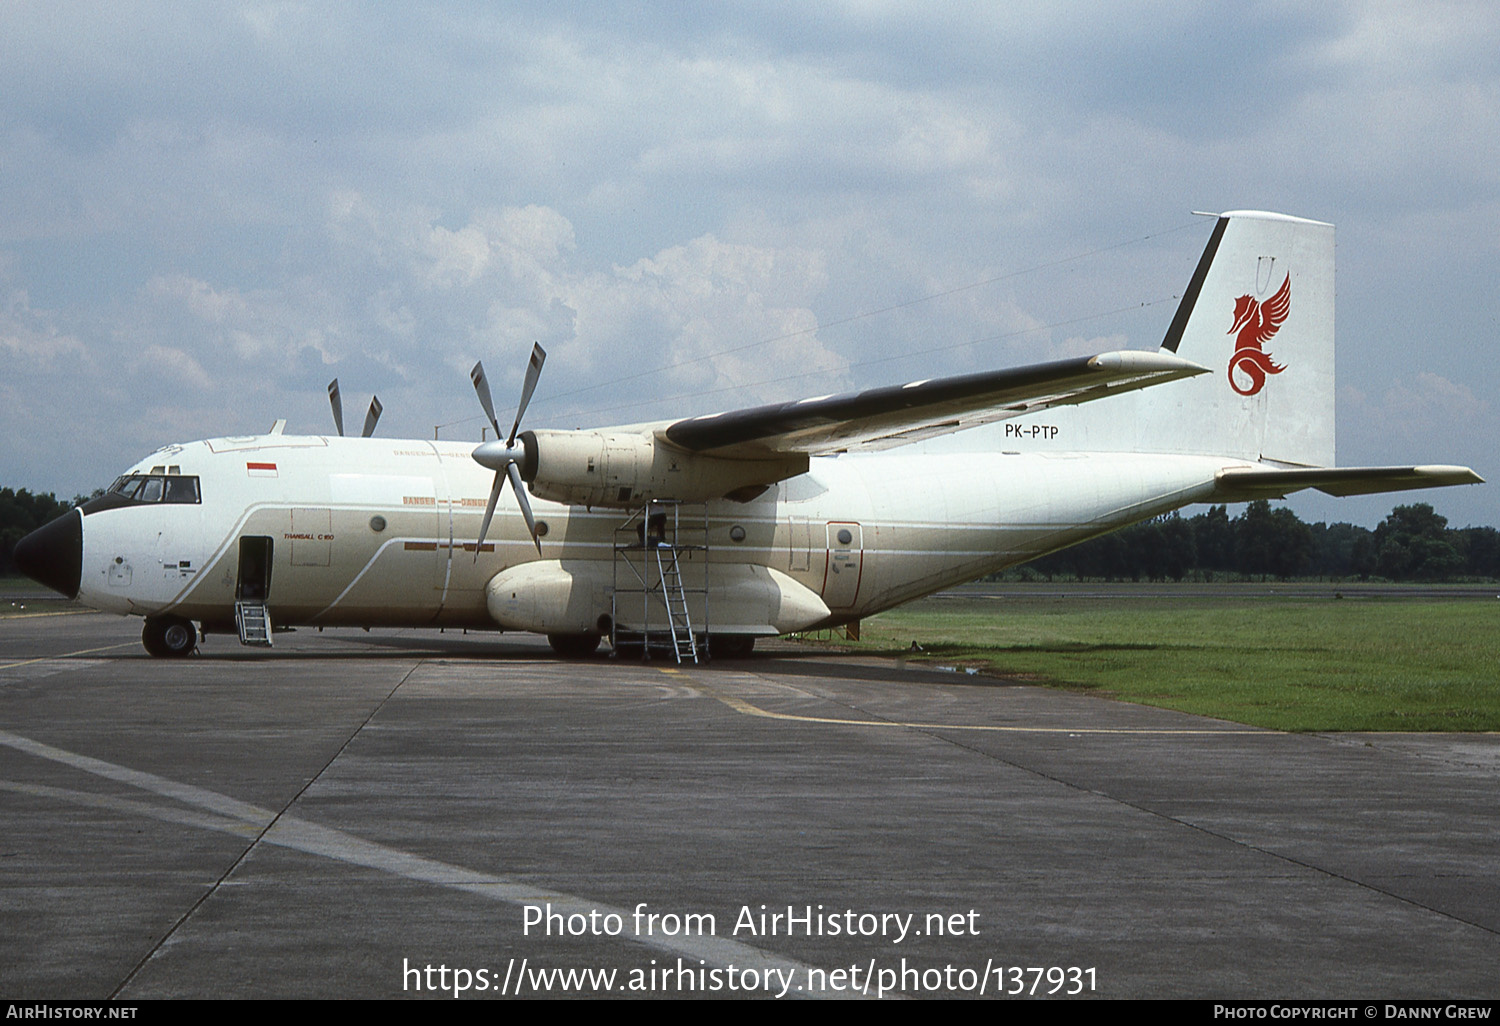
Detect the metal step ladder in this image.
<box><xmin>235</xmin><ymin>601</ymin><xmax>273</xmax><ymax>647</ymax></box>
<box><xmin>610</xmin><ymin>500</ymin><xmax>709</xmax><ymax>662</ymax></box>
<box><xmin>653</xmin><ymin>543</ymin><xmax>697</xmax><ymax>664</ymax></box>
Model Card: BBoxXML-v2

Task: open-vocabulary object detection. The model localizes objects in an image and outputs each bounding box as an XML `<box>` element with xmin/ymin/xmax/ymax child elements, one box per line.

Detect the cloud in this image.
<box><xmin>133</xmin><ymin>344</ymin><xmax>215</xmax><ymax>392</ymax></box>
<box><xmin>566</xmin><ymin>232</ymin><xmax>842</xmax><ymax>414</ymax></box>
<box><xmin>0</xmin><ymin>3</ymin><xmax>1495</xmax><ymax>528</ymax></box>
<box><xmin>1373</xmin><ymin>371</ymin><xmax>1488</xmax><ymax>427</ymax></box>
<box><xmin>0</xmin><ymin>289</ymin><xmax>86</xmax><ymax>366</ymax></box>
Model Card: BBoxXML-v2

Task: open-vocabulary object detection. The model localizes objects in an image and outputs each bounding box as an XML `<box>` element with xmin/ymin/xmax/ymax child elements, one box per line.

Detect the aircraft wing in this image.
<box><xmin>660</xmin><ymin>350</ymin><xmax>1207</xmax><ymax>457</ymax></box>
<box><xmin>1213</xmin><ymin>465</ymin><xmax>1485</xmax><ymax>500</ymax></box>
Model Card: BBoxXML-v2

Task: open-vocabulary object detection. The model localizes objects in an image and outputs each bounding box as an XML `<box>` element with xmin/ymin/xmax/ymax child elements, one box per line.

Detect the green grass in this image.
<box><xmin>0</xmin><ymin>576</ymin><xmax>85</xmax><ymax>617</ymax></box>
<box><xmin>842</xmin><ymin>593</ymin><xmax>1500</xmax><ymax>731</ymax></box>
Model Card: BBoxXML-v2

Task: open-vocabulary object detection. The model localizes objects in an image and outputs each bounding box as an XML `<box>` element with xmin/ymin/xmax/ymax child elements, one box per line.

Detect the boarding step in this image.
<box><xmin>235</xmin><ymin>601</ymin><xmax>273</xmax><ymax>647</ymax></box>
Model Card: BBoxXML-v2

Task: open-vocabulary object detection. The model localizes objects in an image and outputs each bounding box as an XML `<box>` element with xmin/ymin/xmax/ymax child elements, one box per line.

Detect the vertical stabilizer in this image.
<box><xmin>1155</xmin><ymin>211</ymin><xmax>1335</xmax><ymax>467</ymax></box>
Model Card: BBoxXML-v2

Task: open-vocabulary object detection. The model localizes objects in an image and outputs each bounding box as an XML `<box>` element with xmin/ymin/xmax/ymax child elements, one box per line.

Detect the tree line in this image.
<box><xmin>1</xmin><ymin>488</ymin><xmax>78</xmax><ymax>578</ymax></box>
<box><xmin>1023</xmin><ymin>501</ymin><xmax>1500</xmax><ymax>582</ymax></box>
<box><xmin>3</xmin><ymin>484</ymin><xmax>1496</xmax><ymax>583</ymax></box>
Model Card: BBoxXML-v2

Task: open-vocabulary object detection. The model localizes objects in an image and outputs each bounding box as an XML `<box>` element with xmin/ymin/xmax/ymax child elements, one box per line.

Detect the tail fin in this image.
<box><xmin>1153</xmin><ymin>210</ymin><xmax>1335</xmax><ymax>467</ymax></box>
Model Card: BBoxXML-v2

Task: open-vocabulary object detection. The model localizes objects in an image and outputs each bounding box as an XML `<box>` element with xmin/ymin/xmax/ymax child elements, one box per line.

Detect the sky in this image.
<box><xmin>2</xmin><ymin>1</ymin><xmax>1496</xmax><ymax>528</ymax></box>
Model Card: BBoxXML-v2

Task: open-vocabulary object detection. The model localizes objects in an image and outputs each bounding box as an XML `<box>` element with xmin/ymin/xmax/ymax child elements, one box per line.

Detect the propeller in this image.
<box><xmin>328</xmin><ymin>379</ymin><xmax>383</xmax><ymax>437</ymax></box>
<box><xmin>470</xmin><ymin>342</ymin><xmax>546</xmax><ymax>557</ymax></box>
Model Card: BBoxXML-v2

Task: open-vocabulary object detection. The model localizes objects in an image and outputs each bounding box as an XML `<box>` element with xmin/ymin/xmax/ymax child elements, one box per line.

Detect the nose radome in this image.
<box><xmin>13</xmin><ymin>509</ymin><xmax>82</xmax><ymax>600</ymax></box>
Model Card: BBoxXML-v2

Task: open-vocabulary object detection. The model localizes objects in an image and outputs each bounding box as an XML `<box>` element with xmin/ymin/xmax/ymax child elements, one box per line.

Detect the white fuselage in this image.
<box><xmin>75</xmin><ymin>434</ymin><xmax>1234</xmax><ymax>635</ymax></box>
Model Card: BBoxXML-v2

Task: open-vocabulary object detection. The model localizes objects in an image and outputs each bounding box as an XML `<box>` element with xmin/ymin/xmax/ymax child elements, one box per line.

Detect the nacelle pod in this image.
<box><xmin>485</xmin><ymin>559</ymin><xmax>831</xmax><ymax>636</ymax></box>
<box><xmin>519</xmin><ymin>429</ymin><xmax>807</xmax><ymax>507</ymax></box>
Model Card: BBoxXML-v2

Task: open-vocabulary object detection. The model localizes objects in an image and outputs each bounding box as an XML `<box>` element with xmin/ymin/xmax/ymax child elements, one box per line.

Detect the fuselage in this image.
<box><xmin>55</xmin><ymin>433</ymin><xmax>1234</xmax><ymax>638</ymax></box>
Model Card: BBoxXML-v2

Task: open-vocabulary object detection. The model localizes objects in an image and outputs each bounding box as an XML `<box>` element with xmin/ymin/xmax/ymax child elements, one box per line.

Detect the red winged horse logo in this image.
<box><xmin>1227</xmin><ymin>273</ymin><xmax>1290</xmax><ymax>396</ymax></box>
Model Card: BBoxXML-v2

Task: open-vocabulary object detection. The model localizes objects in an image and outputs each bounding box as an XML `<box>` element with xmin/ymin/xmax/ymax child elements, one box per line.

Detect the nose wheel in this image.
<box><xmin>142</xmin><ymin>615</ymin><xmax>198</xmax><ymax>658</ymax></box>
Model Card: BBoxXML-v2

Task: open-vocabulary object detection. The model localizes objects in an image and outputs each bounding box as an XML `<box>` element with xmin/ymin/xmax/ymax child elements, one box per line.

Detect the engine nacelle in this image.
<box><xmin>520</xmin><ymin>428</ymin><xmax>807</xmax><ymax>508</ymax></box>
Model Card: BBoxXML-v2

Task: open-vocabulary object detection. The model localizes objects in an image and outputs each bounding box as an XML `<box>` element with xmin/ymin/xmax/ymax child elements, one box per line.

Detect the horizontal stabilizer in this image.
<box><xmin>663</xmin><ymin>350</ymin><xmax>1206</xmax><ymax>457</ymax></box>
<box><xmin>1213</xmin><ymin>465</ymin><xmax>1483</xmax><ymax>501</ymax></box>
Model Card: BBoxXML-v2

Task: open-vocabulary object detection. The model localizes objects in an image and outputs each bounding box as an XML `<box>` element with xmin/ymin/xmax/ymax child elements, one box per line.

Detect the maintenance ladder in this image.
<box><xmin>610</xmin><ymin>501</ymin><xmax>708</xmax><ymax>663</ymax></box>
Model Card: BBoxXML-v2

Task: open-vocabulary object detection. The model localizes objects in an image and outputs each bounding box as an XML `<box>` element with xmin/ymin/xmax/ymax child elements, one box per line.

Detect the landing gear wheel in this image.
<box><xmin>142</xmin><ymin>616</ymin><xmax>198</xmax><ymax>658</ymax></box>
<box><xmin>547</xmin><ymin>632</ymin><xmax>602</xmax><ymax>658</ymax></box>
<box><xmin>709</xmin><ymin>635</ymin><xmax>756</xmax><ymax>659</ymax></box>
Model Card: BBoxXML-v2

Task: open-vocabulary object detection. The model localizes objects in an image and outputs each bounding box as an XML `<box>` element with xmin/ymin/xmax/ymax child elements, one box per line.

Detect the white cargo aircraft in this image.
<box><xmin>13</xmin><ymin>211</ymin><xmax>1482</xmax><ymax>658</ymax></box>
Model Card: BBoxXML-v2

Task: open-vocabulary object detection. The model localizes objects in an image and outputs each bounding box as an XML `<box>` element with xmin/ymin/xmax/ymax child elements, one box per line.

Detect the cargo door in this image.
<box><xmin>289</xmin><ymin>508</ymin><xmax>332</xmax><ymax>567</ymax></box>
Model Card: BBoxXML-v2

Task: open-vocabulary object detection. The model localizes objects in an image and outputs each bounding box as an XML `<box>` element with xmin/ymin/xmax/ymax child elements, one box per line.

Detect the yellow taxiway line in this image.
<box><xmin>660</xmin><ymin>666</ymin><xmax>1269</xmax><ymax>736</ymax></box>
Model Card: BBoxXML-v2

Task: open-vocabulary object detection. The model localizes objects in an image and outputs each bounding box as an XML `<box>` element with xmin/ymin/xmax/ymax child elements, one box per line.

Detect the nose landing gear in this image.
<box><xmin>142</xmin><ymin>615</ymin><xmax>198</xmax><ymax>658</ymax></box>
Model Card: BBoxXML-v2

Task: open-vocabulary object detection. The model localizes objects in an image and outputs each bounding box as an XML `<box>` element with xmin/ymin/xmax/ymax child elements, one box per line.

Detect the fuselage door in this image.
<box><xmin>237</xmin><ymin>536</ymin><xmax>274</xmax><ymax>601</ymax></box>
<box><xmin>822</xmin><ymin>521</ymin><xmax>863</xmax><ymax>609</ymax></box>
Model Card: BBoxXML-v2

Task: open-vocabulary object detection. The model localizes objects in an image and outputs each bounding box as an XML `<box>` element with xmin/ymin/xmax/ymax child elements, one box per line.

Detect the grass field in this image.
<box><xmin>0</xmin><ymin>576</ymin><xmax>80</xmax><ymax>617</ymax></box>
<box><xmin>839</xmin><ymin>589</ymin><xmax>1500</xmax><ymax>732</ymax></box>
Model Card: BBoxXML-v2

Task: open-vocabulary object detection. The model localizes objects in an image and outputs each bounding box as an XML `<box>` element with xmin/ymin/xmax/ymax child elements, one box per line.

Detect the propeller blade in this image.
<box><xmin>469</xmin><ymin>361</ymin><xmax>502</xmax><ymax>438</ymax></box>
<box><xmin>508</xmin><ymin>461</ymin><xmax>542</xmax><ymax>554</ymax></box>
<box><xmin>474</xmin><ymin>472</ymin><xmax>505</xmax><ymax>560</ymax></box>
<box><xmin>508</xmin><ymin>342</ymin><xmax>546</xmax><ymax>446</ymax></box>
<box><xmin>362</xmin><ymin>395</ymin><xmax>383</xmax><ymax>438</ymax></box>
<box><xmin>327</xmin><ymin>380</ymin><xmax>344</xmax><ymax>436</ymax></box>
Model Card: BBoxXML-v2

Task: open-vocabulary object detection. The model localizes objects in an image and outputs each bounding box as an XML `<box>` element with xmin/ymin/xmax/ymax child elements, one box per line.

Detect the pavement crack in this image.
<box><xmin>108</xmin><ymin>659</ymin><xmax>425</xmax><ymax>999</ymax></box>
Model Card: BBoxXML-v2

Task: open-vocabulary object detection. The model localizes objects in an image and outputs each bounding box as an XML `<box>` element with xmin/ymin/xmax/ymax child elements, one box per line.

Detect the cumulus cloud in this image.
<box><xmin>570</xmin><ymin>233</ymin><xmax>840</xmax><ymax>404</ymax></box>
<box><xmin>0</xmin><ymin>289</ymin><xmax>86</xmax><ymax>366</ymax></box>
<box><xmin>1347</xmin><ymin>371</ymin><xmax>1491</xmax><ymax>442</ymax></box>
<box><xmin>0</xmin><ymin>3</ymin><xmax>1494</xmax><ymax>527</ymax></box>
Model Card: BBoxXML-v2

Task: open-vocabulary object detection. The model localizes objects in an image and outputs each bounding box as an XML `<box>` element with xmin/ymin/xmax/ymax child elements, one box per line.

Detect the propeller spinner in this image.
<box><xmin>470</xmin><ymin>343</ymin><xmax>546</xmax><ymax>556</ymax></box>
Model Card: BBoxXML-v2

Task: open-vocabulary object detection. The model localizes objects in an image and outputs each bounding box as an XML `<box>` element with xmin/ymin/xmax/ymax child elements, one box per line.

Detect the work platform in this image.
<box><xmin>610</xmin><ymin>500</ymin><xmax>709</xmax><ymax>663</ymax></box>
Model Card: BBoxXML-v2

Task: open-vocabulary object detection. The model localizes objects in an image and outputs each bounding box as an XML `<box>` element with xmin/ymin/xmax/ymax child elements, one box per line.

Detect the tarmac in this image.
<box><xmin>2</xmin><ymin>610</ymin><xmax>1497</xmax><ymax>1000</ymax></box>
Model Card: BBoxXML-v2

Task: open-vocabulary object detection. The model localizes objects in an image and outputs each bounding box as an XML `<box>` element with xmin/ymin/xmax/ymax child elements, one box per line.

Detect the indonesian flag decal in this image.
<box><xmin>1226</xmin><ymin>273</ymin><xmax>1290</xmax><ymax>396</ymax></box>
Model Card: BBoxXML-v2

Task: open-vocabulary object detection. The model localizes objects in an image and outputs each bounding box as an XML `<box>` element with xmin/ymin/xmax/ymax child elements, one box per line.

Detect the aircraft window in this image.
<box><xmin>82</xmin><ymin>475</ymin><xmax>202</xmax><ymax>515</ymax></box>
<box><xmin>163</xmin><ymin>476</ymin><xmax>200</xmax><ymax>504</ymax></box>
<box><xmin>110</xmin><ymin>476</ymin><xmax>144</xmax><ymax>499</ymax></box>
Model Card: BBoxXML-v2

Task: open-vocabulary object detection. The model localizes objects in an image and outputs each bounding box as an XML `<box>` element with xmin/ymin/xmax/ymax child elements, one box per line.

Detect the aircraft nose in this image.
<box><xmin>13</xmin><ymin>509</ymin><xmax>82</xmax><ymax>600</ymax></box>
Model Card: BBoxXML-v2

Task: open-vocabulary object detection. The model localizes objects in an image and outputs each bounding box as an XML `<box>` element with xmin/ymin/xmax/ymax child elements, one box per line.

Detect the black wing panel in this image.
<box><xmin>662</xmin><ymin>350</ymin><xmax>1206</xmax><ymax>457</ymax></box>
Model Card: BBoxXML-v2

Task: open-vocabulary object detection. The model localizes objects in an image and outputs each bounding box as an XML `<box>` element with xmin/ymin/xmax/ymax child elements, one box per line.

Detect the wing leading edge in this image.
<box><xmin>660</xmin><ymin>350</ymin><xmax>1207</xmax><ymax>457</ymax></box>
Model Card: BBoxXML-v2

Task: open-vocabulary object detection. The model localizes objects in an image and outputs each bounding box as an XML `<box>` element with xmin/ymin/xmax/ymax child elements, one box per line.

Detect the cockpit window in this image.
<box><xmin>82</xmin><ymin>474</ymin><xmax>202</xmax><ymax>515</ymax></box>
<box><xmin>163</xmin><ymin>476</ymin><xmax>199</xmax><ymax>503</ymax></box>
